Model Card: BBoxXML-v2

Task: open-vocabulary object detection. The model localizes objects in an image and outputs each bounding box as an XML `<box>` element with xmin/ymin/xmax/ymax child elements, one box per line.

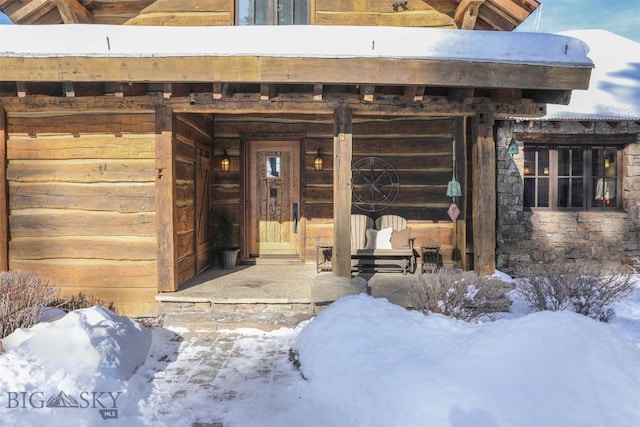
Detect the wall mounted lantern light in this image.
<box><xmin>507</xmin><ymin>136</ymin><xmax>519</xmax><ymax>156</ymax></box>
<box><xmin>221</xmin><ymin>150</ymin><xmax>231</xmax><ymax>173</ymax></box>
<box><xmin>314</xmin><ymin>149</ymin><xmax>323</xmax><ymax>171</ymax></box>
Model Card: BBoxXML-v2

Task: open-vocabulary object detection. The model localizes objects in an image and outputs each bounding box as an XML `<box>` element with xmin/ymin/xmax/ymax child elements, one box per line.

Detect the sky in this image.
<box><xmin>0</xmin><ymin>272</ymin><xmax>639</xmax><ymax>426</ymax></box>
<box><xmin>516</xmin><ymin>0</ymin><xmax>640</xmax><ymax>42</ymax></box>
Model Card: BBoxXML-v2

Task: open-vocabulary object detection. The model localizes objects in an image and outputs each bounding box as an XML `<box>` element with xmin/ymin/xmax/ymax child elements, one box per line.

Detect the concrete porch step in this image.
<box><xmin>157</xmin><ymin>302</ymin><xmax>318</xmax><ymax>332</ymax></box>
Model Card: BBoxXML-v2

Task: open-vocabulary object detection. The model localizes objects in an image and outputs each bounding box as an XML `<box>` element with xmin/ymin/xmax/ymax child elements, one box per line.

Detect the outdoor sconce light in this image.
<box><xmin>314</xmin><ymin>149</ymin><xmax>323</xmax><ymax>171</ymax></box>
<box><xmin>221</xmin><ymin>151</ymin><xmax>230</xmax><ymax>173</ymax></box>
<box><xmin>507</xmin><ymin>137</ymin><xmax>519</xmax><ymax>156</ymax></box>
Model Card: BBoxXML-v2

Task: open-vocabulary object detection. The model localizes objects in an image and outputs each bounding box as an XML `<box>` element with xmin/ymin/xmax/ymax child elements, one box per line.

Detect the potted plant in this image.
<box><xmin>216</xmin><ymin>210</ymin><xmax>239</xmax><ymax>269</ymax></box>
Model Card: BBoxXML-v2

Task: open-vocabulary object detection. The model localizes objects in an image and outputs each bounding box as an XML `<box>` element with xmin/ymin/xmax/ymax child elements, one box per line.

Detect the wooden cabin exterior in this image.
<box><xmin>0</xmin><ymin>0</ymin><xmax>594</xmax><ymax>316</ymax></box>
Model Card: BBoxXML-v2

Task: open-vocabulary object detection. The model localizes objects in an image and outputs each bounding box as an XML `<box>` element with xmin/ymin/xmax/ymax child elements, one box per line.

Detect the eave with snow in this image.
<box><xmin>0</xmin><ymin>17</ymin><xmax>595</xmax><ymax>316</ymax></box>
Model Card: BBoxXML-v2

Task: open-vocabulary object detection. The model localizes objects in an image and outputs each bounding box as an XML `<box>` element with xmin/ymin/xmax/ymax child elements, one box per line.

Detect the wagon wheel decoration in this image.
<box><xmin>351</xmin><ymin>157</ymin><xmax>400</xmax><ymax>212</ymax></box>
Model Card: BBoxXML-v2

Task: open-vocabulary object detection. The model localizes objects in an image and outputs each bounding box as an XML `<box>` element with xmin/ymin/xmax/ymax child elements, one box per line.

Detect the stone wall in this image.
<box><xmin>496</xmin><ymin>120</ymin><xmax>640</xmax><ymax>277</ymax></box>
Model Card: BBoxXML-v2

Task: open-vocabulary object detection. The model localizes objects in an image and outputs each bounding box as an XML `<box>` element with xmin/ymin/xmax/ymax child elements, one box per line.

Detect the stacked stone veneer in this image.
<box><xmin>496</xmin><ymin>120</ymin><xmax>640</xmax><ymax>277</ymax></box>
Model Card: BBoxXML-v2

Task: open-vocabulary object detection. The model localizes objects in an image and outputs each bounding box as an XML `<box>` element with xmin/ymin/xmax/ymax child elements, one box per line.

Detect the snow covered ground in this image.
<box><xmin>1</xmin><ymin>272</ymin><xmax>639</xmax><ymax>427</ymax></box>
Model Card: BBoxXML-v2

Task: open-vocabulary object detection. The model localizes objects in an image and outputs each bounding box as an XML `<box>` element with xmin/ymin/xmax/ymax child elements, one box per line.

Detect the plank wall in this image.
<box><xmin>123</xmin><ymin>0</ymin><xmax>234</xmax><ymax>26</ymax></box>
<box><xmin>5</xmin><ymin>111</ymin><xmax>158</xmax><ymax>316</ymax></box>
<box><xmin>312</xmin><ymin>0</ymin><xmax>457</xmax><ymax>27</ymax></box>
<box><xmin>213</xmin><ymin>114</ymin><xmax>458</xmax><ymax>266</ymax></box>
<box><xmin>174</xmin><ymin>114</ymin><xmax>214</xmax><ymax>285</ymax></box>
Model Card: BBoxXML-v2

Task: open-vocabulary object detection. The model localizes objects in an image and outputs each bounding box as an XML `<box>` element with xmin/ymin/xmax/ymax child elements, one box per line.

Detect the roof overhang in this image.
<box><xmin>0</xmin><ymin>25</ymin><xmax>593</xmax><ymax>91</ymax></box>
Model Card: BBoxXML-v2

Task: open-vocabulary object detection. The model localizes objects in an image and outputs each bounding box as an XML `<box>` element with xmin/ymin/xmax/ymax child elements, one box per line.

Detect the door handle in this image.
<box><xmin>293</xmin><ymin>203</ymin><xmax>298</xmax><ymax>234</ymax></box>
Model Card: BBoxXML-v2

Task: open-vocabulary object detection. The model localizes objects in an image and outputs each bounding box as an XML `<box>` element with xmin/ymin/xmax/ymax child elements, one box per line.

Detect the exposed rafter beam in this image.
<box><xmin>313</xmin><ymin>84</ymin><xmax>323</xmax><ymax>101</ymax></box>
<box><xmin>8</xmin><ymin>0</ymin><xmax>53</xmax><ymax>23</ymax></box>
<box><xmin>63</xmin><ymin>81</ymin><xmax>75</xmax><ymax>97</ymax></box>
<box><xmin>454</xmin><ymin>0</ymin><xmax>485</xmax><ymax>30</ymax></box>
<box><xmin>52</xmin><ymin>0</ymin><xmax>93</xmax><ymax>23</ymax></box>
<box><xmin>360</xmin><ymin>85</ymin><xmax>375</xmax><ymax>102</ymax></box>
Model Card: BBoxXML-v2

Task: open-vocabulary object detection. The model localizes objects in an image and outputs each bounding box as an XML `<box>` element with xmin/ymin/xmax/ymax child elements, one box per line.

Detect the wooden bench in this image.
<box><xmin>350</xmin><ymin>214</ymin><xmax>417</xmax><ymax>275</ymax></box>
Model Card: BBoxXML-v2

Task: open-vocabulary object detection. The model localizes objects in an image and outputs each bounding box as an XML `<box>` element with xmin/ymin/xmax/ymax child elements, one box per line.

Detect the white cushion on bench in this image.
<box><xmin>376</xmin><ymin>227</ymin><xmax>393</xmax><ymax>249</ymax></box>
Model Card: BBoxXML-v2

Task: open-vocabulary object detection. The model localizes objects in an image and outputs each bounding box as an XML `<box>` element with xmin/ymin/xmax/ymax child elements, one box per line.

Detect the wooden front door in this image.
<box><xmin>246</xmin><ymin>140</ymin><xmax>301</xmax><ymax>261</ymax></box>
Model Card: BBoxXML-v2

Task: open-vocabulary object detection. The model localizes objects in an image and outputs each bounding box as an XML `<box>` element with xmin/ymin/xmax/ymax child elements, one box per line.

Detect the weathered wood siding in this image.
<box><xmin>124</xmin><ymin>0</ymin><xmax>233</xmax><ymax>26</ymax></box>
<box><xmin>213</xmin><ymin>114</ymin><xmax>458</xmax><ymax>266</ymax></box>
<box><xmin>312</xmin><ymin>0</ymin><xmax>457</xmax><ymax>27</ymax></box>
<box><xmin>174</xmin><ymin>114</ymin><xmax>214</xmax><ymax>284</ymax></box>
<box><xmin>5</xmin><ymin>111</ymin><xmax>158</xmax><ymax>316</ymax></box>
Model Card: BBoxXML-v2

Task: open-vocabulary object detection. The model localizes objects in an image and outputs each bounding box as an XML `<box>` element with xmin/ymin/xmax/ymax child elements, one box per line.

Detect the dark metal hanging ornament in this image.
<box><xmin>351</xmin><ymin>157</ymin><xmax>400</xmax><ymax>212</ymax></box>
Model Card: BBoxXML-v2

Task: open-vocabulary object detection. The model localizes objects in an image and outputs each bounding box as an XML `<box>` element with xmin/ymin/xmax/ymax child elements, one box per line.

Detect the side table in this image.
<box><xmin>316</xmin><ymin>244</ymin><xmax>333</xmax><ymax>273</ymax></box>
<box><xmin>421</xmin><ymin>244</ymin><xmax>441</xmax><ymax>273</ymax></box>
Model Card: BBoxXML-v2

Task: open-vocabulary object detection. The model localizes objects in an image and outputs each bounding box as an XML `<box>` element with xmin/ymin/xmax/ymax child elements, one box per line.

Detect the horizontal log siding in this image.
<box><xmin>5</xmin><ymin>111</ymin><xmax>157</xmax><ymax>316</ymax></box>
<box><xmin>312</xmin><ymin>0</ymin><xmax>456</xmax><ymax>27</ymax></box>
<box><xmin>174</xmin><ymin>114</ymin><xmax>213</xmax><ymax>284</ymax></box>
<box><xmin>124</xmin><ymin>0</ymin><xmax>233</xmax><ymax>26</ymax></box>
<box><xmin>213</xmin><ymin>114</ymin><xmax>458</xmax><ymax>266</ymax></box>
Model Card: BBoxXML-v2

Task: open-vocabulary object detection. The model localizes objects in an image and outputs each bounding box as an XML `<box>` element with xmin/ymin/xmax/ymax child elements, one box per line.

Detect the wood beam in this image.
<box><xmin>163</xmin><ymin>83</ymin><xmax>172</xmax><ymax>99</ymax></box>
<box><xmin>449</xmin><ymin>88</ymin><xmax>475</xmax><ymax>103</ymax></box>
<box><xmin>63</xmin><ymin>81</ymin><xmax>75</xmax><ymax>97</ymax></box>
<box><xmin>454</xmin><ymin>116</ymin><xmax>467</xmax><ymax>269</ymax></box>
<box><xmin>527</xmin><ymin>89</ymin><xmax>572</xmax><ymax>105</ymax></box>
<box><xmin>0</xmin><ymin>56</ymin><xmax>592</xmax><ymax>91</ymax></box>
<box><xmin>260</xmin><ymin>84</ymin><xmax>275</xmax><ymax>101</ymax></box>
<box><xmin>454</xmin><ymin>0</ymin><xmax>485</xmax><ymax>29</ymax></box>
<box><xmin>8</xmin><ymin>0</ymin><xmax>51</xmax><ymax>23</ymax></box>
<box><xmin>212</xmin><ymin>82</ymin><xmax>227</xmax><ymax>99</ymax></box>
<box><xmin>471</xmin><ymin>111</ymin><xmax>496</xmax><ymax>276</ymax></box>
<box><xmin>52</xmin><ymin>0</ymin><xmax>93</xmax><ymax>23</ymax></box>
<box><xmin>361</xmin><ymin>85</ymin><xmax>375</xmax><ymax>102</ymax></box>
<box><xmin>16</xmin><ymin>82</ymin><xmax>26</xmax><ymax>98</ymax></box>
<box><xmin>333</xmin><ymin>106</ymin><xmax>353</xmax><ymax>278</ymax></box>
<box><xmin>491</xmin><ymin>88</ymin><xmax>521</xmax><ymax>104</ymax></box>
<box><xmin>402</xmin><ymin>85</ymin><xmax>430</xmax><ymax>103</ymax></box>
<box><xmin>0</xmin><ymin>106</ymin><xmax>7</xmax><ymax>271</ymax></box>
<box><xmin>313</xmin><ymin>84</ymin><xmax>323</xmax><ymax>101</ymax></box>
<box><xmin>0</xmin><ymin>93</ymin><xmax>550</xmax><ymax>118</ymax></box>
<box><xmin>155</xmin><ymin>105</ymin><xmax>178</xmax><ymax>292</ymax></box>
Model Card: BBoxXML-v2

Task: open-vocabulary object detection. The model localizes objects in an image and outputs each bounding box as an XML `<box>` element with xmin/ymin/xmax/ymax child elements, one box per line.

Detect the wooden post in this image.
<box><xmin>155</xmin><ymin>106</ymin><xmax>178</xmax><ymax>292</ymax></box>
<box><xmin>454</xmin><ymin>116</ymin><xmax>467</xmax><ymax>268</ymax></box>
<box><xmin>0</xmin><ymin>107</ymin><xmax>7</xmax><ymax>271</ymax></box>
<box><xmin>471</xmin><ymin>112</ymin><xmax>496</xmax><ymax>276</ymax></box>
<box><xmin>333</xmin><ymin>106</ymin><xmax>353</xmax><ymax>278</ymax></box>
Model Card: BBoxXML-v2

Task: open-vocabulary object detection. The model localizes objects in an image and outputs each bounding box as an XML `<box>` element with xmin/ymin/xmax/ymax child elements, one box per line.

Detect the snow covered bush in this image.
<box><xmin>408</xmin><ymin>269</ymin><xmax>513</xmax><ymax>321</ymax></box>
<box><xmin>0</xmin><ymin>270</ymin><xmax>59</xmax><ymax>338</ymax></box>
<box><xmin>516</xmin><ymin>263</ymin><xmax>633</xmax><ymax>322</ymax></box>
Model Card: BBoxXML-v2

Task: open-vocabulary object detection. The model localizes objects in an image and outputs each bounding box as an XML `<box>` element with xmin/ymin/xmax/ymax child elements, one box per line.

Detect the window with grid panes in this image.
<box><xmin>237</xmin><ymin>0</ymin><xmax>308</xmax><ymax>25</ymax></box>
<box><xmin>523</xmin><ymin>145</ymin><xmax>621</xmax><ymax>210</ymax></box>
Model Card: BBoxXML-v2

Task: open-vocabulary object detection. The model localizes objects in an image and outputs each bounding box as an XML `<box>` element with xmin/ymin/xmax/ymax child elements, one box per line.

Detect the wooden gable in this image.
<box><xmin>1</xmin><ymin>0</ymin><xmax>540</xmax><ymax>30</ymax></box>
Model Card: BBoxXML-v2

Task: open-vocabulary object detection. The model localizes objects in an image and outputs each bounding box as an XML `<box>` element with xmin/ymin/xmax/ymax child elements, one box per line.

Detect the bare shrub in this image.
<box><xmin>0</xmin><ymin>270</ymin><xmax>59</xmax><ymax>338</ymax></box>
<box><xmin>51</xmin><ymin>292</ymin><xmax>117</xmax><ymax>313</ymax></box>
<box><xmin>516</xmin><ymin>263</ymin><xmax>634</xmax><ymax>322</ymax></box>
<box><xmin>631</xmin><ymin>258</ymin><xmax>640</xmax><ymax>275</ymax></box>
<box><xmin>409</xmin><ymin>269</ymin><xmax>514</xmax><ymax>322</ymax></box>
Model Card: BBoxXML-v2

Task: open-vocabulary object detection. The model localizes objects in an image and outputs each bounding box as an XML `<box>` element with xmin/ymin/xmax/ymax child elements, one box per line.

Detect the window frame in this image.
<box><xmin>523</xmin><ymin>143</ymin><xmax>623</xmax><ymax>212</ymax></box>
<box><xmin>236</xmin><ymin>0</ymin><xmax>309</xmax><ymax>25</ymax></box>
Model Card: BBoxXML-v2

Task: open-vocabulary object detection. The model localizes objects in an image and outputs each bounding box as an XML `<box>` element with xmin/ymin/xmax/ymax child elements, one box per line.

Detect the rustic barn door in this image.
<box><xmin>247</xmin><ymin>140</ymin><xmax>301</xmax><ymax>260</ymax></box>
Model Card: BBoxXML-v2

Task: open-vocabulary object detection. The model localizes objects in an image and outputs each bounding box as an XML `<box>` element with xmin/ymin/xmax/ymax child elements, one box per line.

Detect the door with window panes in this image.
<box><xmin>524</xmin><ymin>145</ymin><xmax>620</xmax><ymax>210</ymax></box>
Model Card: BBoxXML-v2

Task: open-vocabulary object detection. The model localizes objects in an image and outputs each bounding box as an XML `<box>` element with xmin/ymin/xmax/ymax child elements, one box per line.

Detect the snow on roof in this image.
<box><xmin>542</xmin><ymin>30</ymin><xmax>640</xmax><ymax>121</ymax></box>
<box><xmin>0</xmin><ymin>24</ymin><xmax>592</xmax><ymax>68</ymax></box>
